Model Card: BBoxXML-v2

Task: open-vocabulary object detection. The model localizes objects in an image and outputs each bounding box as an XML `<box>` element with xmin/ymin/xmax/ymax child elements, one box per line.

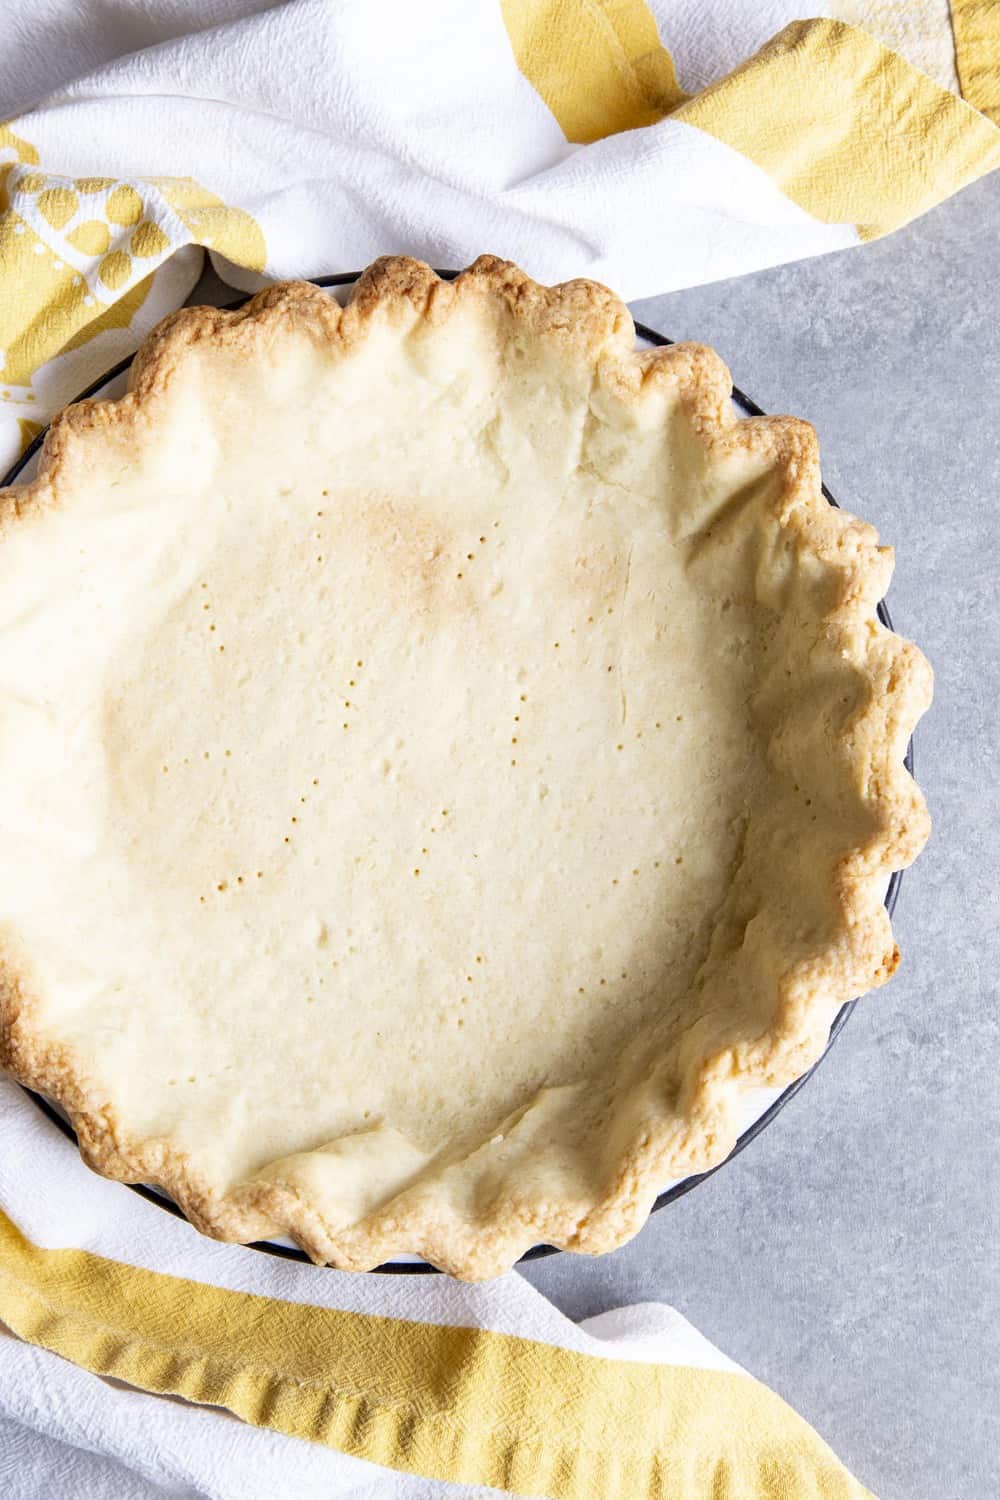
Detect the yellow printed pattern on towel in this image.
<box><xmin>0</xmin><ymin>122</ymin><xmax>265</xmax><ymax>452</ymax></box>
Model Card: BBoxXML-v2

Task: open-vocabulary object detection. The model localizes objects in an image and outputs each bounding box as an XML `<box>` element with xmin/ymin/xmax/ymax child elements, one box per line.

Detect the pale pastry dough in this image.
<box><xmin>0</xmin><ymin>257</ymin><xmax>931</xmax><ymax>1278</ymax></box>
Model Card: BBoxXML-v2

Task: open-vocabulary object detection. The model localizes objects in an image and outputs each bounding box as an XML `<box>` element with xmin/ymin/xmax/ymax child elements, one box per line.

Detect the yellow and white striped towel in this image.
<box><xmin>1</xmin><ymin>0</ymin><xmax>996</xmax><ymax>473</ymax></box>
<box><xmin>0</xmin><ymin>2</ymin><xmax>996</xmax><ymax>1496</ymax></box>
<box><xmin>1</xmin><ymin>1076</ymin><xmax>874</xmax><ymax>1498</ymax></box>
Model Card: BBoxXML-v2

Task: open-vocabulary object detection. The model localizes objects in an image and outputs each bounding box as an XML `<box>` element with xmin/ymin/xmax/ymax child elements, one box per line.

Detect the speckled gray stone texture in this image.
<box><xmin>518</xmin><ymin>171</ymin><xmax>1000</xmax><ymax>1500</ymax></box>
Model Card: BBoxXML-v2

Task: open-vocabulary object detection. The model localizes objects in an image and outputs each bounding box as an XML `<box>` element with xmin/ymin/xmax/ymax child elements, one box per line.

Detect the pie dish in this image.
<box><xmin>0</xmin><ymin>256</ymin><xmax>931</xmax><ymax>1279</ymax></box>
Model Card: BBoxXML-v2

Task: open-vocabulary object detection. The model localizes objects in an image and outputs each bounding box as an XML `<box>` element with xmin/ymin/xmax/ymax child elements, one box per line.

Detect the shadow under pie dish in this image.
<box><xmin>0</xmin><ymin>256</ymin><xmax>931</xmax><ymax>1280</ymax></box>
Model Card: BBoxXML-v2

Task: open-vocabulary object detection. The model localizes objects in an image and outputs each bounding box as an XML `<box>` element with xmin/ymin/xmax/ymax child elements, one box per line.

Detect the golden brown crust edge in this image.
<box><xmin>0</xmin><ymin>256</ymin><xmax>932</xmax><ymax>1280</ymax></box>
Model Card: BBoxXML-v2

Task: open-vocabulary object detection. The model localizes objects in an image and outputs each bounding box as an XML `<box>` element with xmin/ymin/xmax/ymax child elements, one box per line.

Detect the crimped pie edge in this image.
<box><xmin>0</xmin><ymin>256</ymin><xmax>932</xmax><ymax>1279</ymax></box>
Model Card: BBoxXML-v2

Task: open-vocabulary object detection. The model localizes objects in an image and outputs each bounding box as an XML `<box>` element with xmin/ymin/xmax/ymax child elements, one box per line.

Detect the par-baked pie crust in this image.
<box><xmin>0</xmin><ymin>257</ymin><xmax>931</xmax><ymax>1279</ymax></box>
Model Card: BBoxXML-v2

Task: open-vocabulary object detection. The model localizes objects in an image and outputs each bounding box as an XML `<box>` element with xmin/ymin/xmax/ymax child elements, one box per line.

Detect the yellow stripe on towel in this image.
<box><xmin>499</xmin><ymin>0</ymin><xmax>687</xmax><ymax>143</ymax></box>
<box><xmin>951</xmin><ymin>0</ymin><xmax>1000</xmax><ymax>123</ymax></box>
<box><xmin>677</xmin><ymin>19</ymin><xmax>1000</xmax><ymax>239</ymax></box>
<box><xmin>502</xmin><ymin>5</ymin><xmax>1000</xmax><ymax>241</ymax></box>
<box><xmin>0</xmin><ymin>1210</ymin><xmax>874</xmax><ymax>1499</ymax></box>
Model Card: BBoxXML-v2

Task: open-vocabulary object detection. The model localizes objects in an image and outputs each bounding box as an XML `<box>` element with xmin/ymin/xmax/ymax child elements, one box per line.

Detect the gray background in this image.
<box><xmin>189</xmin><ymin>169</ymin><xmax>996</xmax><ymax>1500</ymax></box>
<box><xmin>521</xmin><ymin>170</ymin><xmax>999</xmax><ymax>1500</ymax></box>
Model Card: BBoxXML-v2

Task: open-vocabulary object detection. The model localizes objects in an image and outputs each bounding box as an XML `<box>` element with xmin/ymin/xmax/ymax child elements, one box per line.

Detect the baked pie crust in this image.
<box><xmin>0</xmin><ymin>257</ymin><xmax>931</xmax><ymax>1279</ymax></box>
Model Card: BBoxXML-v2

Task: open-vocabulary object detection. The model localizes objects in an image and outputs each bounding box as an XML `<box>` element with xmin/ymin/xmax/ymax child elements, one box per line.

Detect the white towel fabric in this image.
<box><xmin>0</xmin><ymin>0</ymin><xmax>852</xmax><ymax>301</ymax></box>
<box><xmin>0</xmin><ymin>1079</ymin><xmax>740</xmax><ymax>1499</ymax></box>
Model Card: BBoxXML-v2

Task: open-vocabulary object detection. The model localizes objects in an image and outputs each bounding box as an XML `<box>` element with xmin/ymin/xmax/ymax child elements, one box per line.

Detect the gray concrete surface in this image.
<box><xmin>518</xmin><ymin>170</ymin><xmax>999</xmax><ymax>1500</ymax></box>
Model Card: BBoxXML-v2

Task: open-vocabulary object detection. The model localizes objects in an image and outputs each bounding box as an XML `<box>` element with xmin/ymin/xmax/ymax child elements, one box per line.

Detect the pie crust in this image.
<box><xmin>0</xmin><ymin>257</ymin><xmax>931</xmax><ymax>1279</ymax></box>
